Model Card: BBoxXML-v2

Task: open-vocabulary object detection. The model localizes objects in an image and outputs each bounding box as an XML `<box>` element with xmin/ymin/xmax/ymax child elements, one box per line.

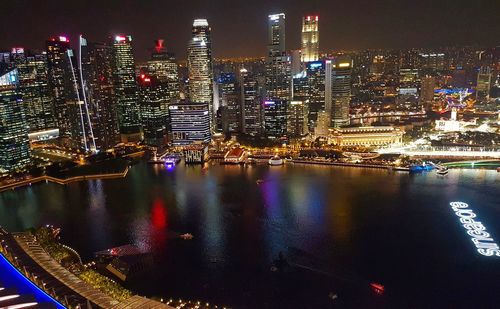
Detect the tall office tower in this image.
<box><xmin>147</xmin><ymin>39</ymin><xmax>179</xmax><ymax>102</ymax></box>
<box><xmin>306</xmin><ymin>61</ymin><xmax>325</xmax><ymax>129</ymax></box>
<box><xmin>476</xmin><ymin>66</ymin><xmax>492</xmax><ymax>102</ymax></box>
<box><xmin>370</xmin><ymin>55</ymin><xmax>385</xmax><ymax>75</ymax></box>
<box><xmin>331</xmin><ymin>56</ymin><xmax>352</xmax><ymax>127</ymax></box>
<box><xmin>111</xmin><ymin>35</ymin><xmax>141</xmax><ymax>142</ymax></box>
<box><xmin>240</xmin><ymin>68</ymin><xmax>262</xmax><ymax>135</ymax></box>
<box><xmin>301</xmin><ymin>15</ymin><xmax>319</xmax><ymax>63</ymax></box>
<box><xmin>137</xmin><ymin>74</ymin><xmax>169</xmax><ymax>147</ymax></box>
<box><xmin>188</xmin><ymin>19</ymin><xmax>214</xmax><ymax>129</ymax></box>
<box><xmin>418</xmin><ymin>52</ymin><xmax>445</xmax><ymax>72</ymax></box>
<box><xmin>263</xmin><ymin>99</ymin><xmax>287</xmax><ymax>139</ymax></box>
<box><xmin>266</xmin><ymin>13</ymin><xmax>291</xmax><ymax>102</ymax></box>
<box><xmin>287</xmin><ymin>100</ymin><xmax>308</xmax><ymax>137</ymax></box>
<box><xmin>0</xmin><ymin>69</ymin><xmax>31</xmax><ymax>171</ymax></box>
<box><xmin>80</xmin><ymin>39</ymin><xmax>120</xmax><ymax>150</ymax></box>
<box><xmin>169</xmin><ymin>102</ymin><xmax>211</xmax><ymax>145</ymax></box>
<box><xmin>217</xmin><ymin>72</ymin><xmax>241</xmax><ymax>133</ymax></box>
<box><xmin>420</xmin><ymin>75</ymin><xmax>436</xmax><ymax>109</ymax></box>
<box><xmin>46</xmin><ymin>36</ymin><xmax>80</xmax><ymax>138</ymax></box>
<box><xmin>10</xmin><ymin>48</ymin><xmax>55</xmax><ymax>132</ymax></box>
<box><xmin>290</xmin><ymin>49</ymin><xmax>302</xmax><ymax>75</ymax></box>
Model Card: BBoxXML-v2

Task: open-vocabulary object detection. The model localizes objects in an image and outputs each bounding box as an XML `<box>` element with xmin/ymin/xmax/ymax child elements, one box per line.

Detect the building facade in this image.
<box><xmin>169</xmin><ymin>102</ymin><xmax>211</xmax><ymax>145</ymax></box>
<box><xmin>188</xmin><ymin>19</ymin><xmax>214</xmax><ymax>128</ymax></box>
<box><xmin>0</xmin><ymin>69</ymin><xmax>31</xmax><ymax>171</ymax></box>
<box><xmin>111</xmin><ymin>35</ymin><xmax>141</xmax><ymax>142</ymax></box>
<box><xmin>301</xmin><ymin>16</ymin><xmax>319</xmax><ymax>63</ymax></box>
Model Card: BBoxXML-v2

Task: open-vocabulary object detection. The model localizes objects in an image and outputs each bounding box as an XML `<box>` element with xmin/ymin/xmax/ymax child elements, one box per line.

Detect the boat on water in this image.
<box><xmin>409</xmin><ymin>162</ymin><xmax>435</xmax><ymax>173</ymax></box>
<box><xmin>268</xmin><ymin>155</ymin><xmax>284</xmax><ymax>166</ymax></box>
<box><xmin>497</xmin><ymin>167</ymin><xmax>500</xmax><ymax>173</ymax></box>
<box><xmin>164</xmin><ymin>155</ymin><xmax>181</xmax><ymax>164</ymax></box>
<box><xmin>437</xmin><ymin>167</ymin><xmax>449</xmax><ymax>176</ymax></box>
<box><xmin>180</xmin><ymin>233</ymin><xmax>193</xmax><ymax>240</ymax></box>
<box><xmin>256</xmin><ymin>179</ymin><xmax>264</xmax><ymax>185</ymax></box>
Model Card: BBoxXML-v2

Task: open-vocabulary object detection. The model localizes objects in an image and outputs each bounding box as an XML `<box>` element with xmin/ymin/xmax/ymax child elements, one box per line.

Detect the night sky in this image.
<box><xmin>3</xmin><ymin>0</ymin><xmax>500</xmax><ymax>61</ymax></box>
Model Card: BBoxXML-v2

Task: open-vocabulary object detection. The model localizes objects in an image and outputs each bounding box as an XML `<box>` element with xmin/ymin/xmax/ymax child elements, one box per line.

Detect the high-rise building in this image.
<box><xmin>46</xmin><ymin>36</ymin><xmax>80</xmax><ymax>139</ymax></box>
<box><xmin>10</xmin><ymin>48</ymin><xmax>55</xmax><ymax>132</ymax></box>
<box><xmin>301</xmin><ymin>16</ymin><xmax>319</xmax><ymax>63</ymax></box>
<box><xmin>138</xmin><ymin>74</ymin><xmax>169</xmax><ymax>147</ymax></box>
<box><xmin>263</xmin><ymin>99</ymin><xmax>287</xmax><ymax>139</ymax></box>
<box><xmin>240</xmin><ymin>68</ymin><xmax>262</xmax><ymax>135</ymax></box>
<box><xmin>290</xmin><ymin>49</ymin><xmax>302</xmax><ymax>75</ymax></box>
<box><xmin>169</xmin><ymin>102</ymin><xmax>211</xmax><ymax>145</ymax></box>
<box><xmin>331</xmin><ymin>56</ymin><xmax>352</xmax><ymax>127</ymax></box>
<box><xmin>420</xmin><ymin>75</ymin><xmax>435</xmax><ymax>109</ymax></box>
<box><xmin>268</xmin><ymin>13</ymin><xmax>286</xmax><ymax>55</ymax></box>
<box><xmin>306</xmin><ymin>61</ymin><xmax>325</xmax><ymax>129</ymax></box>
<box><xmin>147</xmin><ymin>39</ymin><xmax>179</xmax><ymax>103</ymax></box>
<box><xmin>0</xmin><ymin>69</ymin><xmax>31</xmax><ymax>171</ymax></box>
<box><xmin>266</xmin><ymin>13</ymin><xmax>291</xmax><ymax>102</ymax></box>
<box><xmin>217</xmin><ymin>72</ymin><xmax>241</xmax><ymax>133</ymax></box>
<box><xmin>111</xmin><ymin>35</ymin><xmax>141</xmax><ymax>142</ymax></box>
<box><xmin>80</xmin><ymin>39</ymin><xmax>120</xmax><ymax>150</ymax></box>
<box><xmin>287</xmin><ymin>100</ymin><xmax>308</xmax><ymax>137</ymax></box>
<box><xmin>188</xmin><ymin>19</ymin><xmax>214</xmax><ymax>128</ymax></box>
<box><xmin>476</xmin><ymin>66</ymin><xmax>492</xmax><ymax>102</ymax></box>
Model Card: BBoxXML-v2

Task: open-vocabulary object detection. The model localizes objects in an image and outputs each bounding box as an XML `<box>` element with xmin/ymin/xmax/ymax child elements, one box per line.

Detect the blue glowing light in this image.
<box><xmin>0</xmin><ymin>253</ymin><xmax>65</xmax><ymax>308</ymax></box>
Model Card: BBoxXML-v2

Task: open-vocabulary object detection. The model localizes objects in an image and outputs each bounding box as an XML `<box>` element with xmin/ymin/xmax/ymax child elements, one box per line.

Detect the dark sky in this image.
<box><xmin>2</xmin><ymin>0</ymin><xmax>500</xmax><ymax>61</ymax></box>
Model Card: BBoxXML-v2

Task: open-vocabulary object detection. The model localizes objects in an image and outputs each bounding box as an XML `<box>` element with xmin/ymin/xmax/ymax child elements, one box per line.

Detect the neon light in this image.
<box><xmin>264</xmin><ymin>100</ymin><xmax>275</xmax><ymax>105</ymax></box>
<box><xmin>449</xmin><ymin>202</ymin><xmax>500</xmax><ymax>257</ymax></box>
<box><xmin>0</xmin><ymin>254</ymin><xmax>65</xmax><ymax>308</ymax></box>
<box><xmin>58</xmin><ymin>36</ymin><xmax>68</xmax><ymax>42</ymax></box>
<box><xmin>115</xmin><ymin>35</ymin><xmax>126</xmax><ymax>42</ymax></box>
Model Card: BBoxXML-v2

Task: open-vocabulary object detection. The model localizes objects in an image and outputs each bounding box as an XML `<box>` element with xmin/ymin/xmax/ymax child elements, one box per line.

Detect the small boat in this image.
<box><xmin>437</xmin><ymin>167</ymin><xmax>449</xmax><ymax>176</ymax></box>
<box><xmin>256</xmin><ymin>179</ymin><xmax>264</xmax><ymax>185</ymax></box>
<box><xmin>370</xmin><ymin>282</ymin><xmax>385</xmax><ymax>295</ymax></box>
<box><xmin>268</xmin><ymin>155</ymin><xmax>284</xmax><ymax>166</ymax></box>
<box><xmin>497</xmin><ymin>167</ymin><xmax>500</xmax><ymax>173</ymax></box>
<box><xmin>180</xmin><ymin>233</ymin><xmax>193</xmax><ymax>240</ymax></box>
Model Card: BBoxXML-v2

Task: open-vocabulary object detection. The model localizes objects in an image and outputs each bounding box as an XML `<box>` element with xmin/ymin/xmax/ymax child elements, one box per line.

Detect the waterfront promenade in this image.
<box><xmin>0</xmin><ymin>167</ymin><xmax>129</xmax><ymax>193</ymax></box>
<box><xmin>1</xmin><ymin>230</ymin><xmax>173</xmax><ymax>308</ymax></box>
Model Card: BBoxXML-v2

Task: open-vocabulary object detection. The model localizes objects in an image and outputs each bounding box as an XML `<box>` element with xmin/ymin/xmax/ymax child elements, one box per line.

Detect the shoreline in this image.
<box><xmin>291</xmin><ymin>160</ymin><xmax>410</xmax><ymax>171</ymax></box>
<box><xmin>0</xmin><ymin>167</ymin><xmax>129</xmax><ymax>192</ymax></box>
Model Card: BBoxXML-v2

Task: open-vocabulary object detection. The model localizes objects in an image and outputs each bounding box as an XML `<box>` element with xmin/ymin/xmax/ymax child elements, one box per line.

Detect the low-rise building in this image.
<box><xmin>329</xmin><ymin>126</ymin><xmax>403</xmax><ymax>147</ymax></box>
<box><xmin>183</xmin><ymin>143</ymin><xmax>209</xmax><ymax>164</ymax></box>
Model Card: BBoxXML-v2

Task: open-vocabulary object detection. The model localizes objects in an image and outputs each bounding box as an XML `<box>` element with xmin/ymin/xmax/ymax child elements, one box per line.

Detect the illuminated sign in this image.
<box><xmin>338</xmin><ymin>62</ymin><xmax>351</xmax><ymax>68</ymax></box>
<box><xmin>264</xmin><ymin>100</ymin><xmax>275</xmax><ymax>105</ymax></box>
<box><xmin>59</xmin><ymin>36</ymin><xmax>68</xmax><ymax>42</ymax></box>
<box><xmin>169</xmin><ymin>105</ymin><xmax>178</xmax><ymax>110</ymax></box>
<box><xmin>115</xmin><ymin>35</ymin><xmax>126</xmax><ymax>42</ymax></box>
<box><xmin>450</xmin><ymin>202</ymin><xmax>500</xmax><ymax>257</ymax></box>
<box><xmin>308</xmin><ymin>62</ymin><xmax>323</xmax><ymax>69</ymax></box>
<box><xmin>11</xmin><ymin>47</ymin><xmax>24</xmax><ymax>54</ymax></box>
<box><xmin>291</xmin><ymin>101</ymin><xmax>303</xmax><ymax>105</ymax></box>
<box><xmin>269</xmin><ymin>13</ymin><xmax>285</xmax><ymax>21</ymax></box>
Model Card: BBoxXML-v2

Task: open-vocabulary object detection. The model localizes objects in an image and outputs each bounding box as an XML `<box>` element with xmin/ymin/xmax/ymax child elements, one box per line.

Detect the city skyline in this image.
<box><xmin>2</xmin><ymin>0</ymin><xmax>500</xmax><ymax>61</ymax></box>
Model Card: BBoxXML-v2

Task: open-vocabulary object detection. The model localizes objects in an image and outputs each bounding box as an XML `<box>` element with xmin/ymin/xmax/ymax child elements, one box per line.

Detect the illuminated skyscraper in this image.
<box><xmin>217</xmin><ymin>72</ymin><xmax>241</xmax><ymax>133</ymax></box>
<box><xmin>169</xmin><ymin>102</ymin><xmax>211</xmax><ymax>145</ymax></box>
<box><xmin>266</xmin><ymin>13</ymin><xmax>291</xmax><ymax>102</ymax></box>
<box><xmin>147</xmin><ymin>39</ymin><xmax>179</xmax><ymax>103</ymax></box>
<box><xmin>188</xmin><ymin>19</ymin><xmax>214</xmax><ymax>128</ymax></box>
<box><xmin>46</xmin><ymin>36</ymin><xmax>80</xmax><ymax>139</ymax></box>
<box><xmin>330</xmin><ymin>56</ymin><xmax>352</xmax><ymax>127</ymax></box>
<box><xmin>80</xmin><ymin>39</ymin><xmax>120</xmax><ymax>149</ymax></box>
<box><xmin>138</xmin><ymin>73</ymin><xmax>169</xmax><ymax>147</ymax></box>
<box><xmin>111</xmin><ymin>35</ymin><xmax>141</xmax><ymax>142</ymax></box>
<box><xmin>240</xmin><ymin>68</ymin><xmax>262</xmax><ymax>135</ymax></box>
<box><xmin>301</xmin><ymin>16</ymin><xmax>319</xmax><ymax>62</ymax></box>
<box><xmin>476</xmin><ymin>66</ymin><xmax>492</xmax><ymax>102</ymax></box>
<box><xmin>420</xmin><ymin>75</ymin><xmax>436</xmax><ymax>109</ymax></box>
<box><xmin>306</xmin><ymin>61</ymin><xmax>325</xmax><ymax>129</ymax></box>
<box><xmin>287</xmin><ymin>100</ymin><xmax>308</xmax><ymax>137</ymax></box>
<box><xmin>10</xmin><ymin>48</ymin><xmax>55</xmax><ymax>132</ymax></box>
<box><xmin>263</xmin><ymin>99</ymin><xmax>287</xmax><ymax>139</ymax></box>
<box><xmin>0</xmin><ymin>69</ymin><xmax>31</xmax><ymax>171</ymax></box>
